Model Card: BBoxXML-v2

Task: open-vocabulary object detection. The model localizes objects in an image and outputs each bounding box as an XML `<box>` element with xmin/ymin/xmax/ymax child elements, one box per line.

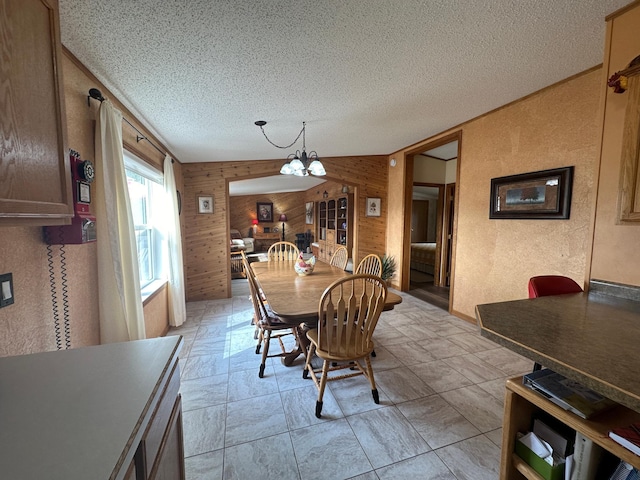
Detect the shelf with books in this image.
<box><xmin>501</xmin><ymin>376</ymin><xmax>640</xmax><ymax>480</ymax></box>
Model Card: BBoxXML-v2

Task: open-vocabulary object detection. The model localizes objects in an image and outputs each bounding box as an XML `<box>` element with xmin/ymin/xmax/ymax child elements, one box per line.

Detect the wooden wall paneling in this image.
<box><xmin>184</xmin><ymin>156</ymin><xmax>387</xmax><ymax>300</ymax></box>
<box><xmin>229</xmin><ymin>191</ymin><xmax>308</xmax><ymax>244</ymax></box>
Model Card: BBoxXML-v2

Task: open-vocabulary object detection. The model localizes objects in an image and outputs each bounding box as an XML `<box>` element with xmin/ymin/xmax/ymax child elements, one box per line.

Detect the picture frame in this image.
<box><xmin>197</xmin><ymin>195</ymin><xmax>214</xmax><ymax>214</ymax></box>
<box><xmin>366</xmin><ymin>197</ymin><xmax>381</xmax><ymax>217</ymax></box>
<box><xmin>257</xmin><ymin>202</ymin><xmax>273</xmax><ymax>222</ymax></box>
<box><xmin>263</xmin><ymin>227</ymin><xmax>271</xmax><ymax>233</ymax></box>
<box><xmin>305</xmin><ymin>201</ymin><xmax>314</xmax><ymax>224</ymax></box>
<box><xmin>489</xmin><ymin>166</ymin><xmax>574</xmax><ymax>219</ymax></box>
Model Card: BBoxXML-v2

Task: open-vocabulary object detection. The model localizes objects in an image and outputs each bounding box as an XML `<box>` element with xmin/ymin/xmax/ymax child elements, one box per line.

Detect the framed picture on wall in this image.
<box><xmin>305</xmin><ymin>202</ymin><xmax>314</xmax><ymax>224</ymax></box>
<box><xmin>366</xmin><ymin>197</ymin><xmax>381</xmax><ymax>217</ymax></box>
<box><xmin>197</xmin><ymin>195</ymin><xmax>214</xmax><ymax>214</ymax></box>
<box><xmin>257</xmin><ymin>202</ymin><xmax>273</xmax><ymax>222</ymax></box>
<box><xmin>489</xmin><ymin>166</ymin><xmax>574</xmax><ymax>219</ymax></box>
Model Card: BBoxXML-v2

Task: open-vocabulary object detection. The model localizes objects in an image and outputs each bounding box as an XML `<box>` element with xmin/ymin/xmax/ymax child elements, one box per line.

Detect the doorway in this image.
<box><xmin>406</xmin><ymin>138</ymin><xmax>458</xmax><ymax>310</ymax></box>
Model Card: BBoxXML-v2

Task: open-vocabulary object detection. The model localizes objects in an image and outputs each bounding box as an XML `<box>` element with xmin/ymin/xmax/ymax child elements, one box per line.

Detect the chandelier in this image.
<box><xmin>254</xmin><ymin>121</ymin><xmax>326</xmax><ymax>177</ymax></box>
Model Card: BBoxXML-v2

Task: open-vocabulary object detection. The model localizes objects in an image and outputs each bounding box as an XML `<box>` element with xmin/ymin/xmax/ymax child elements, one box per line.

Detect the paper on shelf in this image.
<box><xmin>519</xmin><ymin>432</ymin><xmax>554</xmax><ymax>464</ymax></box>
<box><xmin>565</xmin><ymin>454</ymin><xmax>573</xmax><ymax>480</ymax></box>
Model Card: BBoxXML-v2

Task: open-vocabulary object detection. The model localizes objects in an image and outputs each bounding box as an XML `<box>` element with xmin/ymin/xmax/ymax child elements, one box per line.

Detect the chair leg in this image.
<box><xmin>315</xmin><ymin>360</ymin><xmax>330</xmax><ymax>418</ymax></box>
<box><xmin>303</xmin><ymin>344</ymin><xmax>315</xmax><ymax>379</ymax></box>
<box><xmin>259</xmin><ymin>330</ymin><xmax>271</xmax><ymax>378</ymax></box>
<box><xmin>364</xmin><ymin>355</ymin><xmax>379</xmax><ymax>404</ymax></box>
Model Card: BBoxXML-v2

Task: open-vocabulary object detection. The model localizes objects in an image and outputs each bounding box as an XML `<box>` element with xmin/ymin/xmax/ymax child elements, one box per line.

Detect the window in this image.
<box><xmin>124</xmin><ymin>152</ymin><xmax>167</xmax><ymax>292</ymax></box>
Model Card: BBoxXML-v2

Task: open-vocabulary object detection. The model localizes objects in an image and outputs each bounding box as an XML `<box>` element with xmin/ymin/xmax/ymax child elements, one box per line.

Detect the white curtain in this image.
<box><xmin>94</xmin><ymin>100</ymin><xmax>146</xmax><ymax>343</ymax></box>
<box><xmin>163</xmin><ymin>155</ymin><xmax>186</xmax><ymax>327</ymax></box>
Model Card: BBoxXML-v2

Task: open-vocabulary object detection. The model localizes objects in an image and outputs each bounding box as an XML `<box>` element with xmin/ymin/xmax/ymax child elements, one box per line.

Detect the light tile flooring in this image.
<box><xmin>170</xmin><ymin>280</ymin><xmax>532</xmax><ymax>480</ymax></box>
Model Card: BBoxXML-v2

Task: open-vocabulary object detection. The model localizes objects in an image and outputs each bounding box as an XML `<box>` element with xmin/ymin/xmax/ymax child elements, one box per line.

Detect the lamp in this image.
<box><xmin>279</xmin><ymin>214</ymin><xmax>287</xmax><ymax>241</ymax></box>
<box><xmin>252</xmin><ymin>218</ymin><xmax>259</xmax><ymax>235</ymax></box>
<box><xmin>254</xmin><ymin>121</ymin><xmax>326</xmax><ymax>177</ymax></box>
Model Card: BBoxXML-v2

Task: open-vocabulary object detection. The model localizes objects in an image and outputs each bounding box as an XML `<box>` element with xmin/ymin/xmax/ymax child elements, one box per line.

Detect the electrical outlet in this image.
<box><xmin>0</xmin><ymin>273</ymin><xmax>14</xmax><ymax>308</ymax></box>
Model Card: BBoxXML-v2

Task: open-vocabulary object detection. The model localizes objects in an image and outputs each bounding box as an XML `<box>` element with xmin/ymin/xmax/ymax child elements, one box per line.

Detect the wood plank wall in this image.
<box><xmin>183</xmin><ymin>155</ymin><xmax>388</xmax><ymax>300</ymax></box>
<box><xmin>229</xmin><ymin>192</ymin><xmax>310</xmax><ymax>243</ymax></box>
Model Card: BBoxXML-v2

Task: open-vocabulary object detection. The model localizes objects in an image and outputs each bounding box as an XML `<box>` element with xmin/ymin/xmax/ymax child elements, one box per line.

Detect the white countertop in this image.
<box><xmin>0</xmin><ymin>336</ymin><xmax>182</xmax><ymax>480</ymax></box>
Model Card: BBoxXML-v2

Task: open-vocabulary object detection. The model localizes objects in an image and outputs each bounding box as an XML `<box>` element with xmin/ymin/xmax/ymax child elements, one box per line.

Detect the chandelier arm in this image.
<box><xmin>258</xmin><ymin>124</ymin><xmax>305</xmax><ymax>150</ymax></box>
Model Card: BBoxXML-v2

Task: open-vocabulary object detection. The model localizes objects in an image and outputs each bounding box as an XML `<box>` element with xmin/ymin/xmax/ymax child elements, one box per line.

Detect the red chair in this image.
<box><xmin>528</xmin><ymin>275</ymin><xmax>583</xmax><ymax>299</ymax></box>
<box><xmin>528</xmin><ymin>275</ymin><xmax>583</xmax><ymax>371</ymax></box>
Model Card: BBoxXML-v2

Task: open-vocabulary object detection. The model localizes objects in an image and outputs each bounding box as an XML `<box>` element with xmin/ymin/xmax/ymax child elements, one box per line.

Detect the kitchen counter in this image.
<box><xmin>0</xmin><ymin>335</ymin><xmax>183</xmax><ymax>480</ymax></box>
<box><xmin>476</xmin><ymin>280</ymin><xmax>640</xmax><ymax>413</ymax></box>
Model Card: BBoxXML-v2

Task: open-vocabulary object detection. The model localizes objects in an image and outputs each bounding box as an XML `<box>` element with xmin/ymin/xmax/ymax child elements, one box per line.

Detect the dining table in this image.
<box><xmin>250</xmin><ymin>259</ymin><xmax>403</xmax><ymax>364</ymax></box>
<box><xmin>251</xmin><ymin>259</ymin><xmax>403</xmax><ymax>322</ymax></box>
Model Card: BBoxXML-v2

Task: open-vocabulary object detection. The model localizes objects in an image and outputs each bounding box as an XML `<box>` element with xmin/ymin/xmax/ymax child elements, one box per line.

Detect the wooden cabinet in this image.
<box><xmin>317</xmin><ymin>195</ymin><xmax>353</xmax><ymax>262</ymax></box>
<box><xmin>500</xmin><ymin>377</ymin><xmax>640</xmax><ymax>480</ymax></box>
<box><xmin>138</xmin><ymin>360</ymin><xmax>184</xmax><ymax>479</ymax></box>
<box><xmin>0</xmin><ymin>0</ymin><xmax>73</xmax><ymax>225</ymax></box>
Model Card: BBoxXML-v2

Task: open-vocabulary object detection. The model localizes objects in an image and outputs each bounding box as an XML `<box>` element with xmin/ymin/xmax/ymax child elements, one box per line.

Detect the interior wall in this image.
<box><xmin>590</xmin><ymin>3</ymin><xmax>640</xmax><ymax>286</ymax></box>
<box><xmin>388</xmin><ymin>68</ymin><xmax>604</xmax><ymax>320</ymax></box>
<box><xmin>183</xmin><ymin>156</ymin><xmax>388</xmax><ymax>301</ymax></box>
<box><xmin>414</xmin><ymin>155</ymin><xmax>447</xmax><ymax>183</ymax></box>
<box><xmin>445</xmin><ymin>159</ymin><xmax>458</xmax><ymax>184</ymax></box>
<box><xmin>0</xmin><ymin>50</ymin><xmax>181</xmax><ymax>357</ymax></box>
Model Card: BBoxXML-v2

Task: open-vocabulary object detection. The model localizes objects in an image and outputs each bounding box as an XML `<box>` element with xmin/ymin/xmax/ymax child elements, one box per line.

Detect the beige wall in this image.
<box><xmin>388</xmin><ymin>68</ymin><xmax>604</xmax><ymax>320</ymax></box>
<box><xmin>590</xmin><ymin>3</ymin><xmax>640</xmax><ymax>286</ymax></box>
<box><xmin>0</xmin><ymin>50</ymin><xmax>180</xmax><ymax>357</ymax></box>
<box><xmin>414</xmin><ymin>155</ymin><xmax>447</xmax><ymax>183</ymax></box>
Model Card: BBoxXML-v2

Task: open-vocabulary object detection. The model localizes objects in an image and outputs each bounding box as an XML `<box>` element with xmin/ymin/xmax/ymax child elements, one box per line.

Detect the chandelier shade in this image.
<box><xmin>255</xmin><ymin>121</ymin><xmax>326</xmax><ymax>177</ymax></box>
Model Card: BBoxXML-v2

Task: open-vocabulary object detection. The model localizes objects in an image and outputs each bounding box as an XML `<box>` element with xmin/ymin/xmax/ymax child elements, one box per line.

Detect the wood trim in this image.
<box><xmin>62</xmin><ymin>46</ymin><xmax>180</xmax><ymax>165</ymax></box>
<box><xmin>450</xmin><ymin>309</ymin><xmax>476</xmax><ymax>325</ymax></box>
<box><xmin>606</xmin><ymin>0</ymin><xmax>640</xmax><ymax>21</ymax></box>
<box><xmin>389</xmin><ymin>68</ymin><xmax>600</xmax><ymax>158</ymax></box>
<box><xmin>617</xmin><ymin>75</ymin><xmax>640</xmax><ymax>223</ymax></box>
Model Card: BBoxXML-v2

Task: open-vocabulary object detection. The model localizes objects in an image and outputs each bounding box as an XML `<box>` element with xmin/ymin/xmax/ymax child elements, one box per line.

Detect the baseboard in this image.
<box><xmin>451</xmin><ymin>309</ymin><xmax>477</xmax><ymax>325</ymax></box>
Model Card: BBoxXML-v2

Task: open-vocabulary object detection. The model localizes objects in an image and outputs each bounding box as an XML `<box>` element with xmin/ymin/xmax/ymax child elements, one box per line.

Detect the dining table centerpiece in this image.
<box><xmin>294</xmin><ymin>253</ymin><xmax>316</xmax><ymax>276</ymax></box>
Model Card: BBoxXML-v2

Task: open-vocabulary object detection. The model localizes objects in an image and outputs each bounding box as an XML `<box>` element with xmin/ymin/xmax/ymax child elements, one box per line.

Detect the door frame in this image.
<box><xmin>401</xmin><ymin>131</ymin><xmax>461</xmax><ymax>312</ymax></box>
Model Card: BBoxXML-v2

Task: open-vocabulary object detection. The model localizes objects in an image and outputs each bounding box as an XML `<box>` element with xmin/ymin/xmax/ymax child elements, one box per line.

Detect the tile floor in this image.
<box><xmin>170</xmin><ymin>279</ymin><xmax>533</xmax><ymax>480</ymax></box>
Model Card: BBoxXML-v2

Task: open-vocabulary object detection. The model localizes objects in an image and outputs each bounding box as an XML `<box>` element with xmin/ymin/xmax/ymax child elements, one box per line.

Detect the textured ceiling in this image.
<box><xmin>58</xmin><ymin>0</ymin><xmax>628</xmax><ymax>165</ymax></box>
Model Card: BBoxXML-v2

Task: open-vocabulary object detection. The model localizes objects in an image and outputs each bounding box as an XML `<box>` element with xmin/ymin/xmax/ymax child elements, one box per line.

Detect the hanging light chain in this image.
<box><xmin>256</xmin><ymin>121</ymin><xmax>306</xmax><ymax>150</ymax></box>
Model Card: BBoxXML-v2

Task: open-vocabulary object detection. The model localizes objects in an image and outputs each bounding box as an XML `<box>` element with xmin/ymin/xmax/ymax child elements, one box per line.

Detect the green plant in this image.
<box><xmin>379</xmin><ymin>254</ymin><xmax>396</xmax><ymax>281</ymax></box>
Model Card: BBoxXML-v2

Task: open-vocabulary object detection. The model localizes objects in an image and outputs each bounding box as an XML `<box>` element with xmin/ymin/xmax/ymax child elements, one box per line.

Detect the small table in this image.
<box><xmin>253</xmin><ymin>232</ymin><xmax>281</xmax><ymax>251</ymax></box>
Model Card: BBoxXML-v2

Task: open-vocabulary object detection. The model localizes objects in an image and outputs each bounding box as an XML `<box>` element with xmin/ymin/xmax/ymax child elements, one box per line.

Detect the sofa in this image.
<box><xmin>230</xmin><ymin>229</ymin><xmax>255</xmax><ymax>253</ymax></box>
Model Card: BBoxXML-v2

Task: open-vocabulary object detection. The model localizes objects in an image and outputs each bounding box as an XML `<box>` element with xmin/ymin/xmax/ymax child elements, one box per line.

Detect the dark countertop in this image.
<box><xmin>0</xmin><ymin>336</ymin><xmax>182</xmax><ymax>480</ymax></box>
<box><xmin>476</xmin><ymin>286</ymin><xmax>640</xmax><ymax>413</ymax></box>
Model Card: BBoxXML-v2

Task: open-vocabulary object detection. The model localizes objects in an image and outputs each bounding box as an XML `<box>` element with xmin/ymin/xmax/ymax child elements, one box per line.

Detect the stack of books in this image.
<box><xmin>609</xmin><ymin>422</ymin><xmax>640</xmax><ymax>456</ymax></box>
<box><xmin>608</xmin><ymin>461</ymin><xmax>640</xmax><ymax>480</ymax></box>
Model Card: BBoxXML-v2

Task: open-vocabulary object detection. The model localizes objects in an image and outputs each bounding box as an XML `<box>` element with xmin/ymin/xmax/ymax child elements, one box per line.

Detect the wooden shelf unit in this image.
<box><xmin>501</xmin><ymin>376</ymin><xmax>640</xmax><ymax>480</ymax></box>
<box><xmin>316</xmin><ymin>194</ymin><xmax>353</xmax><ymax>262</ymax></box>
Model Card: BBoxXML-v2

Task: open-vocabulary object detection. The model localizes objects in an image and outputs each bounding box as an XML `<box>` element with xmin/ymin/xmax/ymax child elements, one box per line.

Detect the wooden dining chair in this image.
<box><xmin>355</xmin><ymin>254</ymin><xmax>382</xmax><ymax>276</ymax></box>
<box><xmin>245</xmin><ymin>255</ymin><xmax>301</xmax><ymax>378</ymax></box>
<box><xmin>528</xmin><ymin>275</ymin><xmax>583</xmax><ymax>371</ymax></box>
<box><xmin>329</xmin><ymin>245</ymin><xmax>349</xmax><ymax>270</ymax></box>
<box><xmin>303</xmin><ymin>274</ymin><xmax>387</xmax><ymax>418</ymax></box>
<box><xmin>267</xmin><ymin>241</ymin><xmax>300</xmax><ymax>261</ymax></box>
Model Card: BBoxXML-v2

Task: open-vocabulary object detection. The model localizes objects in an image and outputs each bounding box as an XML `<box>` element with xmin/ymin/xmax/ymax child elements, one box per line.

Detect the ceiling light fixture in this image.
<box><xmin>254</xmin><ymin>121</ymin><xmax>326</xmax><ymax>177</ymax></box>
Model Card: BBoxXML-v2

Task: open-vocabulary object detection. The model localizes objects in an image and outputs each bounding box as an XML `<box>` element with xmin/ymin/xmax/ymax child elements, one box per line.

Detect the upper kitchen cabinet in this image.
<box><xmin>0</xmin><ymin>0</ymin><xmax>73</xmax><ymax>225</ymax></box>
